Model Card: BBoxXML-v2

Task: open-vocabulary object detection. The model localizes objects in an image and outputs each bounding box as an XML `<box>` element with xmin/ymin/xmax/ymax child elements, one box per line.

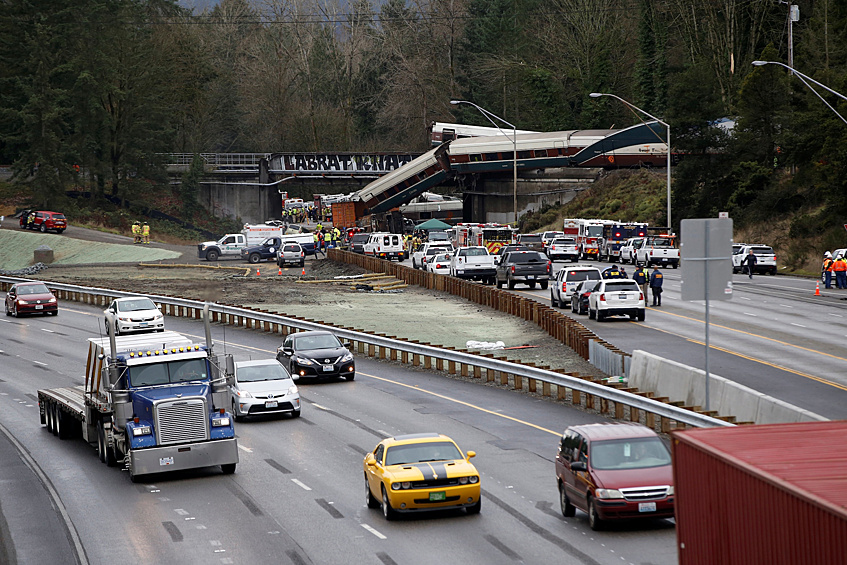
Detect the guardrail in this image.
<box><xmin>0</xmin><ymin>276</ymin><xmax>732</xmax><ymax>430</ymax></box>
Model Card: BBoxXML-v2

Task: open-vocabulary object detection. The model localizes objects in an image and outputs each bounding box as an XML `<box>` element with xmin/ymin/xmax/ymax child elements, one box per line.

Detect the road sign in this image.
<box><xmin>680</xmin><ymin>218</ymin><xmax>733</xmax><ymax>301</ymax></box>
<box><xmin>719</xmin><ymin>212</ymin><xmax>728</xmax><ymax>218</ymax></box>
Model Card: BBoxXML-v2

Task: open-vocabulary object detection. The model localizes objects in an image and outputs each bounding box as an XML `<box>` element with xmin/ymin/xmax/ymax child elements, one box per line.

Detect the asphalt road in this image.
<box><xmin>498</xmin><ymin>258</ymin><xmax>847</xmax><ymax>420</ymax></box>
<box><xmin>0</xmin><ymin>300</ymin><xmax>678</xmax><ymax>565</ymax></box>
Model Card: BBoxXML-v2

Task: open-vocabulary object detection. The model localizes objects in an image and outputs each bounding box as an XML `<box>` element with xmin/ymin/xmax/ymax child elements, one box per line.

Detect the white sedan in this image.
<box><xmin>427</xmin><ymin>253</ymin><xmax>452</xmax><ymax>275</ymax></box>
<box><xmin>104</xmin><ymin>296</ymin><xmax>165</xmax><ymax>335</ymax></box>
<box><xmin>587</xmin><ymin>279</ymin><xmax>645</xmax><ymax>322</ymax></box>
<box><xmin>230</xmin><ymin>359</ymin><xmax>300</xmax><ymax>421</ymax></box>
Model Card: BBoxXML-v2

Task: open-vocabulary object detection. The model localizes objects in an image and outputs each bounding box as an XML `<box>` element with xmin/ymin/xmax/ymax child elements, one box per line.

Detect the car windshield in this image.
<box><xmin>117</xmin><ymin>298</ymin><xmax>157</xmax><ymax>312</ymax></box>
<box><xmin>429</xmin><ymin>232</ymin><xmax>449</xmax><ymax>241</ymax></box>
<box><xmin>510</xmin><ymin>252</ymin><xmax>545</xmax><ymax>264</ymax></box>
<box><xmin>649</xmin><ymin>237</ymin><xmax>676</xmax><ymax>247</ymax></box>
<box><xmin>17</xmin><ymin>284</ymin><xmax>50</xmax><ymax>295</ymax></box>
<box><xmin>131</xmin><ymin>358</ymin><xmax>208</xmax><ymax>386</ymax></box>
<box><xmin>352</xmin><ymin>234</ymin><xmax>369</xmax><ymax>243</ymax></box>
<box><xmin>283</xmin><ymin>245</ymin><xmax>300</xmax><ymax>252</ymax></box>
<box><xmin>604</xmin><ymin>281</ymin><xmax>640</xmax><ymax>292</ymax></box>
<box><xmin>519</xmin><ymin>235</ymin><xmax>543</xmax><ymax>243</ymax></box>
<box><xmin>566</xmin><ymin>270</ymin><xmax>601</xmax><ymax>282</ymax></box>
<box><xmin>461</xmin><ymin>248</ymin><xmax>488</xmax><ymax>256</ymax></box>
<box><xmin>552</xmin><ymin>238</ymin><xmax>575</xmax><ymax>245</ymax></box>
<box><xmin>294</xmin><ymin>334</ymin><xmax>342</xmax><ymax>350</ymax></box>
<box><xmin>384</xmin><ymin>441</ymin><xmax>464</xmax><ymax>465</ymax></box>
<box><xmin>425</xmin><ymin>248</ymin><xmax>443</xmax><ymax>256</ymax></box>
<box><xmin>236</xmin><ymin>362</ymin><xmax>291</xmax><ymax>383</ymax></box>
<box><xmin>589</xmin><ymin>437</ymin><xmax>671</xmax><ymax>470</ymax></box>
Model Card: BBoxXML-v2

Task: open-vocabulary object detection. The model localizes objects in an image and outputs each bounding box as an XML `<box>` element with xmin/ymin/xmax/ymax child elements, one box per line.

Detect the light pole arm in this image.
<box><xmin>753</xmin><ymin>61</ymin><xmax>847</xmax><ymax>103</ymax></box>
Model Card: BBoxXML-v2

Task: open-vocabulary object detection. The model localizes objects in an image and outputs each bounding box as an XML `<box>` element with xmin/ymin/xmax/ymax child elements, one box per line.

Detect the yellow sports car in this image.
<box><xmin>364</xmin><ymin>433</ymin><xmax>481</xmax><ymax>520</ymax></box>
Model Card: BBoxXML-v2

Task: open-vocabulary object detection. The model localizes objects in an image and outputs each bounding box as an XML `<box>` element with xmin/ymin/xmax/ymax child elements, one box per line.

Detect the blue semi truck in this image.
<box><xmin>37</xmin><ymin>304</ymin><xmax>238</xmax><ymax>482</ymax></box>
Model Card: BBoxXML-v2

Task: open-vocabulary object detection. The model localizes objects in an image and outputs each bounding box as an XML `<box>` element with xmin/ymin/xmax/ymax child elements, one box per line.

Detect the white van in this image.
<box><xmin>281</xmin><ymin>233</ymin><xmax>317</xmax><ymax>256</ymax></box>
<box><xmin>363</xmin><ymin>232</ymin><xmax>406</xmax><ymax>261</ymax></box>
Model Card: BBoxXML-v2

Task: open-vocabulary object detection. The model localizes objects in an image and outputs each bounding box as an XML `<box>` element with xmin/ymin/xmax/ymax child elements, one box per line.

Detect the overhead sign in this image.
<box><xmin>269</xmin><ymin>153</ymin><xmax>421</xmax><ymax>175</ymax></box>
<box><xmin>680</xmin><ymin>218</ymin><xmax>734</xmax><ymax>301</ymax></box>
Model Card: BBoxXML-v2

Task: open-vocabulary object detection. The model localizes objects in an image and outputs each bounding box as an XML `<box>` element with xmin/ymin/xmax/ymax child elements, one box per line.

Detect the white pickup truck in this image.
<box><xmin>412</xmin><ymin>242</ymin><xmax>453</xmax><ymax>269</ymax></box>
<box><xmin>732</xmin><ymin>244</ymin><xmax>777</xmax><ymax>275</ymax></box>
<box><xmin>634</xmin><ymin>235</ymin><xmax>679</xmax><ymax>268</ymax></box>
<box><xmin>198</xmin><ymin>224</ymin><xmax>282</xmax><ymax>261</ymax></box>
<box><xmin>450</xmin><ymin>246</ymin><xmax>496</xmax><ymax>284</ymax></box>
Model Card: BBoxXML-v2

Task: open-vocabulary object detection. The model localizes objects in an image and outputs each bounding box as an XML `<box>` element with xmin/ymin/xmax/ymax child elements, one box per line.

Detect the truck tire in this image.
<box><xmin>221</xmin><ymin>463</ymin><xmax>236</xmax><ymax>475</ymax></box>
<box><xmin>57</xmin><ymin>409</ymin><xmax>74</xmax><ymax>440</ymax></box>
<box><xmin>45</xmin><ymin>401</ymin><xmax>55</xmax><ymax>434</ymax></box>
<box><xmin>40</xmin><ymin>224</ymin><xmax>47</xmax><ymax>233</ymax></box>
<box><xmin>97</xmin><ymin>422</ymin><xmax>106</xmax><ymax>463</ymax></box>
<box><xmin>507</xmin><ymin>278</ymin><xmax>516</xmax><ymax>290</ymax></box>
<box><xmin>206</xmin><ymin>249</ymin><xmax>219</xmax><ymax>262</ymax></box>
<box><xmin>248</xmin><ymin>253</ymin><xmax>261</xmax><ymax>264</ymax></box>
<box><xmin>551</xmin><ymin>292</ymin><xmax>560</xmax><ymax>309</ymax></box>
<box><xmin>51</xmin><ymin>404</ymin><xmax>60</xmax><ymax>437</ymax></box>
<box><xmin>527</xmin><ymin>281</ymin><xmax>537</xmax><ymax>289</ymax></box>
<box><xmin>540</xmin><ymin>280</ymin><xmax>548</xmax><ymax>290</ymax></box>
<box><xmin>496</xmin><ymin>277</ymin><xmax>503</xmax><ymax>289</ymax></box>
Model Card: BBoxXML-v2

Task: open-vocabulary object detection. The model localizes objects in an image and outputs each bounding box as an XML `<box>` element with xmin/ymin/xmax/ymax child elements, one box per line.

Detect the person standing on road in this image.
<box><xmin>313</xmin><ymin>231</ymin><xmax>325</xmax><ymax>258</ymax></box>
<box><xmin>741</xmin><ymin>249</ymin><xmax>757</xmax><ymax>279</ymax></box>
<box><xmin>633</xmin><ymin>265</ymin><xmax>649</xmax><ymax>306</ymax></box>
<box><xmin>323</xmin><ymin>230</ymin><xmax>332</xmax><ymax>250</ymax></box>
<box><xmin>834</xmin><ymin>254</ymin><xmax>847</xmax><ymax>289</ymax></box>
<box><xmin>649</xmin><ymin>266</ymin><xmax>664</xmax><ymax>307</ymax></box>
<box><xmin>822</xmin><ymin>252</ymin><xmax>834</xmax><ymax>289</ymax></box>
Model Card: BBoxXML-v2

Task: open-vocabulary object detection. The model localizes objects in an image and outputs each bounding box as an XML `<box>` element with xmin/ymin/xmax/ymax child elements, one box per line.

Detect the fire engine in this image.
<box><xmin>576</xmin><ymin>219</ymin><xmax>616</xmax><ymax>260</ymax></box>
<box><xmin>452</xmin><ymin>223</ymin><xmax>517</xmax><ymax>254</ymax></box>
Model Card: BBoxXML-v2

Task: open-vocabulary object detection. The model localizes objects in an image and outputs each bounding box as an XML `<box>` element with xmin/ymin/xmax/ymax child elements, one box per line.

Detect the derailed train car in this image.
<box><xmin>353</xmin><ymin>121</ymin><xmax>670</xmax><ymax>215</ymax></box>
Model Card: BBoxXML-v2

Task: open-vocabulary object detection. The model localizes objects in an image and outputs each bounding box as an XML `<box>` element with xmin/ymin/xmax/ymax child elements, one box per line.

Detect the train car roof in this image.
<box><xmin>447</xmin><ymin>129</ymin><xmax>615</xmax><ymax>154</ymax></box>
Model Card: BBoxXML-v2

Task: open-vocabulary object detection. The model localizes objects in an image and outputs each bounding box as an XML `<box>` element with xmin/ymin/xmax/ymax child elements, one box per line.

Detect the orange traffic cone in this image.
<box><xmin>278</xmin><ymin>267</ymin><xmax>282</xmax><ymax>275</ymax></box>
<box><xmin>256</xmin><ymin>268</ymin><xmax>260</xmax><ymax>276</ymax></box>
<box><xmin>301</xmin><ymin>266</ymin><xmax>306</xmax><ymax>276</ymax></box>
<box><xmin>815</xmin><ymin>281</ymin><xmax>821</xmax><ymax>296</ymax></box>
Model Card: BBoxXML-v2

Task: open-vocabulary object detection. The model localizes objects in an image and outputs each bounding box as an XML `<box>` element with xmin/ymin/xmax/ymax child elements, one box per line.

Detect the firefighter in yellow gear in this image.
<box><xmin>131</xmin><ymin>221</ymin><xmax>140</xmax><ymax>244</ymax></box>
<box><xmin>142</xmin><ymin>222</ymin><xmax>150</xmax><ymax>244</ymax></box>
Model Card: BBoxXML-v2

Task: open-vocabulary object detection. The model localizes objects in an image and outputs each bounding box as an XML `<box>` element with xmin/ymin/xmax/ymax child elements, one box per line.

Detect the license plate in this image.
<box><xmin>139</xmin><ymin>322</ymin><xmax>148</xmax><ymax>327</ymax></box>
<box><xmin>619</xmin><ymin>294</ymin><xmax>627</xmax><ymax>299</ymax></box>
<box><xmin>322</xmin><ymin>364</ymin><xmax>334</xmax><ymax>372</ymax></box>
<box><xmin>265</xmin><ymin>400</ymin><xmax>278</xmax><ymax>408</ymax></box>
<box><xmin>160</xmin><ymin>457</ymin><xmax>174</xmax><ymax>466</ymax></box>
<box><xmin>527</xmin><ymin>275</ymin><xmax>535</xmax><ymax>279</ymax></box>
<box><xmin>35</xmin><ymin>305</ymin><xmax>43</xmax><ymax>310</ymax></box>
<box><xmin>429</xmin><ymin>491</ymin><xmax>446</xmax><ymax>502</ymax></box>
<box><xmin>638</xmin><ymin>502</ymin><xmax>656</xmax><ymax>513</ymax></box>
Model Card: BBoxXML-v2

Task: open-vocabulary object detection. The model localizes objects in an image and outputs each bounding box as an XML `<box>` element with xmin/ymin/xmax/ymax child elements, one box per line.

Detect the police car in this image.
<box><xmin>550</xmin><ymin>265</ymin><xmax>602</xmax><ymax>308</ymax></box>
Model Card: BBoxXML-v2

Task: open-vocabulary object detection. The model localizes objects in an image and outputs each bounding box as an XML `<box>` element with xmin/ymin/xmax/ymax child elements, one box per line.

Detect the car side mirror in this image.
<box><xmin>466</xmin><ymin>450</ymin><xmax>476</xmax><ymax>459</ymax></box>
<box><xmin>366</xmin><ymin>457</ymin><xmax>377</xmax><ymax>467</ymax></box>
<box><xmin>282</xmin><ymin>346</ymin><xmax>294</xmax><ymax>355</ymax></box>
<box><xmin>344</xmin><ymin>342</ymin><xmax>353</xmax><ymax>350</ymax></box>
<box><xmin>571</xmin><ymin>461</ymin><xmax>587</xmax><ymax>472</ymax></box>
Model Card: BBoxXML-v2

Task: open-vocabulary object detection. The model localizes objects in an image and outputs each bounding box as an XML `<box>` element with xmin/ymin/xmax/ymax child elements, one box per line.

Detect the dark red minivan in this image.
<box><xmin>555</xmin><ymin>422</ymin><xmax>674</xmax><ymax>530</ymax></box>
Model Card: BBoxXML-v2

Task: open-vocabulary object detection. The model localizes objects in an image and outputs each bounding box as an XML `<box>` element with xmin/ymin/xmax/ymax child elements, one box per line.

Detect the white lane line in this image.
<box><xmin>743</xmin><ymin>313</ymin><xmax>757</xmax><ymax>317</ymax></box>
<box><xmin>740</xmin><ymin>297</ymin><xmax>751</xmax><ymax>301</ymax></box>
<box><xmin>779</xmin><ymin>305</ymin><xmax>793</xmax><ymax>309</ymax></box>
<box><xmin>829</xmin><ymin>313</ymin><xmax>843</xmax><ymax>318</ymax></box>
<box><xmin>175</xmin><ymin>508</ymin><xmax>190</xmax><ymax>516</ymax></box>
<box><xmin>40</xmin><ymin>328</ymin><xmax>55</xmax><ymax>333</ymax></box>
<box><xmin>34</xmin><ymin>361</ymin><xmax>48</xmax><ymax>366</ymax></box>
<box><xmin>311</xmin><ymin>403</ymin><xmax>330</xmax><ymax>410</ymax></box>
<box><xmin>361</xmin><ymin>524</ymin><xmax>387</xmax><ymax>540</ymax></box>
<box><xmin>791</xmin><ymin>323</ymin><xmax>807</xmax><ymax>328</ymax></box>
<box><xmin>238</xmin><ymin>444</ymin><xmax>253</xmax><ymax>453</ymax></box>
<box><xmin>291</xmin><ymin>479</ymin><xmax>312</xmax><ymax>491</ymax></box>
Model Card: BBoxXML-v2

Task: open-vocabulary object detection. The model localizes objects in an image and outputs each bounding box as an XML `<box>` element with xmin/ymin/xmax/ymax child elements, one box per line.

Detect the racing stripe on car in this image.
<box><xmin>427</xmin><ymin>462</ymin><xmax>448</xmax><ymax>479</ymax></box>
<box><xmin>404</xmin><ymin>463</ymin><xmax>436</xmax><ymax>480</ymax></box>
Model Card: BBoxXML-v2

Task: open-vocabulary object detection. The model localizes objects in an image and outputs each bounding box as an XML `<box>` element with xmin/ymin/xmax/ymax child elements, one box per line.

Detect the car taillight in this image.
<box><xmin>510</xmin><ymin>265</ymin><xmax>516</xmax><ymax>274</ymax></box>
<box><xmin>639</xmin><ymin>292</ymin><xmax>644</xmax><ymax>301</ymax></box>
<box><xmin>436</xmin><ymin>263</ymin><xmax>443</xmax><ymax>268</ymax></box>
<box><xmin>599</xmin><ymin>293</ymin><xmax>606</xmax><ymax>302</ymax></box>
<box><xmin>546</xmin><ymin>261</ymin><xmax>551</xmax><ymax>273</ymax></box>
<box><xmin>562</xmin><ymin>282</ymin><xmax>567</xmax><ymax>292</ymax></box>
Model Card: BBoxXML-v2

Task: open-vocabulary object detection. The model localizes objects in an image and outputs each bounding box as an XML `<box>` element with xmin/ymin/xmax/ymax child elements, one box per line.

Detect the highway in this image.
<box><xmin>509</xmin><ymin>259</ymin><xmax>847</xmax><ymax>420</ymax></box>
<box><xmin>0</xmin><ymin>300</ymin><xmax>677</xmax><ymax>565</ymax></box>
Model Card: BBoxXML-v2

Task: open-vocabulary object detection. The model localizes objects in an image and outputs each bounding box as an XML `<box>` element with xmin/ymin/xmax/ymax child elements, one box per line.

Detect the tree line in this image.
<box><xmin>1</xmin><ymin>0</ymin><xmax>845</xmax><ymax>240</ymax></box>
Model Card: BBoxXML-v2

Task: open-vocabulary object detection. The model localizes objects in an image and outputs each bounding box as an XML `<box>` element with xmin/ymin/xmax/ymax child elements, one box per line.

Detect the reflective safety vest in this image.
<box><xmin>131</xmin><ymin>224</ymin><xmax>139</xmax><ymax>235</ymax></box>
<box><xmin>142</xmin><ymin>225</ymin><xmax>150</xmax><ymax>236</ymax></box>
<box><xmin>834</xmin><ymin>259</ymin><xmax>847</xmax><ymax>272</ymax></box>
<box><xmin>324</xmin><ymin>232</ymin><xmax>332</xmax><ymax>242</ymax></box>
<box><xmin>823</xmin><ymin>258</ymin><xmax>834</xmax><ymax>272</ymax></box>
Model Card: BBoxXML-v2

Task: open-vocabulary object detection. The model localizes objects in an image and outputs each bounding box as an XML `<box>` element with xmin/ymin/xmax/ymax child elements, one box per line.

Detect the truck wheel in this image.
<box><xmin>551</xmin><ymin>292</ymin><xmax>560</xmax><ymax>308</ymax></box>
<box><xmin>206</xmin><ymin>249</ymin><xmax>219</xmax><ymax>262</ymax></box>
<box><xmin>527</xmin><ymin>281</ymin><xmax>537</xmax><ymax>289</ymax></box>
<box><xmin>221</xmin><ymin>463</ymin><xmax>236</xmax><ymax>475</ymax></box>
<box><xmin>496</xmin><ymin>278</ymin><xmax>503</xmax><ymax>289</ymax></box>
<box><xmin>57</xmin><ymin>409</ymin><xmax>74</xmax><ymax>440</ymax></box>
<box><xmin>40</xmin><ymin>224</ymin><xmax>47</xmax><ymax>233</ymax></box>
<box><xmin>97</xmin><ymin>422</ymin><xmax>106</xmax><ymax>463</ymax></box>
<box><xmin>540</xmin><ymin>280</ymin><xmax>548</xmax><ymax>290</ymax></box>
<box><xmin>672</xmin><ymin>263</ymin><xmax>678</xmax><ymax>269</ymax></box>
<box><xmin>45</xmin><ymin>401</ymin><xmax>55</xmax><ymax>433</ymax></box>
<box><xmin>248</xmin><ymin>253</ymin><xmax>261</xmax><ymax>264</ymax></box>
<box><xmin>507</xmin><ymin>278</ymin><xmax>515</xmax><ymax>290</ymax></box>
<box><xmin>51</xmin><ymin>404</ymin><xmax>60</xmax><ymax>437</ymax></box>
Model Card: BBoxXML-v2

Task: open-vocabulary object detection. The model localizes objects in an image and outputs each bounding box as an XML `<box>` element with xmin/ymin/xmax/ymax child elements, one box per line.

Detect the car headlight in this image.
<box><xmin>391</xmin><ymin>482</ymin><xmax>402</xmax><ymax>490</ymax></box>
<box><xmin>667</xmin><ymin>486</ymin><xmax>674</xmax><ymax>496</ymax></box>
<box><xmin>48</xmin><ymin>297</ymin><xmax>56</xmax><ymax>303</ymax></box>
<box><xmin>391</xmin><ymin>482</ymin><xmax>411</xmax><ymax>490</ymax></box>
<box><xmin>235</xmin><ymin>390</ymin><xmax>253</xmax><ymax>398</ymax></box>
<box><xmin>155</xmin><ymin>313</ymin><xmax>163</xmax><ymax>320</ymax></box>
<box><xmin>469</xmin><ymin>476</ymin><xmax>479</xmax><ymax>484</ymax></box>
<box><xmin>294</xmin><ymin>356</ymin><xmax>314</xmax><ymax>366</ymax></box>
<box><xmin>132</xmin><ymin>425</ymin><xmax>152</xmax><ymax>436</ymax></box>
<box><xmin>288</xmin><ymin>385</ymin><xmax>298</xmax><ymax>395</ymax></box>
<box><xmin>212</xmin><ymin>417</ymin><xmax>231</xmax><ymax>427</ymax></box>
<box><xmin>340</xmin><ymin>352</ymin><xmax>354</xmax><ymax>362</ymax></box>
<box><xmin>594</xmin><ymin>489</ymin><xmax>624</xmax><ymax>500</ymax></box>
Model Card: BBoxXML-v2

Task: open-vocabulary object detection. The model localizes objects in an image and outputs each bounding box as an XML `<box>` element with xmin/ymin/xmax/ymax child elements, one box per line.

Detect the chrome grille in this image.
<box><xmin>155</xmin><ymin>398</ymin><xmax>208</xmax><ymax>445</ymax></box>
<box><xmin>619</xmin><ymin>485</ymin><xmax>670</xmax><ymax>501</ymax></box>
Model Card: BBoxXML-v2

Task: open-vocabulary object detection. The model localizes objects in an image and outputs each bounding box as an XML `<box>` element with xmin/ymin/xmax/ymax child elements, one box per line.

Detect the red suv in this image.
<box><xmin>555</xmin><ymin>422</ymin><xmax>674</xmax><ymax>530</ymax></box>
<box><xmin>19</xmin><ymin>210</ymin><xmax>67</xmax><ymax>233</ymax></box>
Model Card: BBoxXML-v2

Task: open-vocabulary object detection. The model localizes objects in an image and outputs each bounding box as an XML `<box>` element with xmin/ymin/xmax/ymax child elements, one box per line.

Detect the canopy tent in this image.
<box><xmin>415</xmin><ymin>218</ymin><xmax>452</xmax><ymax>230</ymax></box>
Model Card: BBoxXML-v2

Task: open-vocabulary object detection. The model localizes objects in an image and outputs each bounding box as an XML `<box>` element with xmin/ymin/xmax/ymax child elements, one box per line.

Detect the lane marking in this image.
<box><xmin>33</xmin><ymin>361</ymin><xmax>48</xmax><ymax>366</ymax></box>
<box><xmin>291</xmin><ymin>479</ymin><xmax>312</xmax><ymax>491</ymax></box>
<box><xmin>238</xmin><ymin>445</ymin><xmax>253</xmax><ymax>453</ymax></box>
<box><xmin>743</xmin><ymin>313</ymin><xmax>757</xmax><ymax>317</ymax></box>
<box><xmin>829</xmin><ymin>313</ymin><xmax>843</xmax><ymax>318</ymax></box>
<box><xmin>40</xmin><ymin>328</ymin><xmax>55</xmax><ymax>333</ymax></box>
<box><xmin>311</xmin><ymin>403</ymin><xmax>330</xmax><ymax>410</ymax></box>
<box><xmin>361</xmin><ymin>524</ymin><xmax>387</xmax><ymax>540</ymax></box>
<box><xmin>790</xmin><ymin>323</ymin><xmax>807</xmax><ymax>328</ymax></box>
<box><xmin>360</xmin><ymin>372</ymin><xmax>560</xmax><ymax>436</ymax></box>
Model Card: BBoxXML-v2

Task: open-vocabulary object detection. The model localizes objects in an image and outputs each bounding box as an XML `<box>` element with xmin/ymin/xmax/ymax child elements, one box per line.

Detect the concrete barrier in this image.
<box><xmin>628</xmin><ymin>350</ymin><xmax>827</xmax><ymax>424</ymax></box>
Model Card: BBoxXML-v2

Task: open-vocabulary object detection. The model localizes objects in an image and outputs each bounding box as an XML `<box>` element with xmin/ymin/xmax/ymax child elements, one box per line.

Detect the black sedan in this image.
<box><xmin>276</xmin><ymin>330</ymin><xmax>355</xmax><ymax>381</ymax></box>
<box><xmin>570</xmin><ymin>280</ymin><xmax>601</xmax><ymax>315</ymax></box>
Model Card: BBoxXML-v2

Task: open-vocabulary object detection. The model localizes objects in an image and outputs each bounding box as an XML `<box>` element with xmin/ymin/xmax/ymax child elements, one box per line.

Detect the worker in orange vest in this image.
<box><xmin>833</xmin><ymin>253</ymin><xmax>847</xmax><ymax>289</ymax></box>
<box><xmin>822</xmin><ymin>251</ymin><xmax>834</xmax><ymax>289</ymax></box>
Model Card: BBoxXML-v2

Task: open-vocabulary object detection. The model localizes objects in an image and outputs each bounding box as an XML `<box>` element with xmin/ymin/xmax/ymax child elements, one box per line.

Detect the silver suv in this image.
<box><xmin>550</xmin><ymin>266</ymin><xmax>602</xmax><ymax>308</ymax></box>
<box><xmin>277</xmin><ymin>243</ymin><xmax>305</xmax><ymax>268</ymax></box>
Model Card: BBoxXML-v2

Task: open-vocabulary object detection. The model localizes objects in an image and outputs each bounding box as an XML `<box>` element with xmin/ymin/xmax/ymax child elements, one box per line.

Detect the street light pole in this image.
<box><xmin>450</xmin><ymin>100</ymin><xmax>518</xmax><ymax>225</ymax></box>
<box><xmin>752</xmin><ymin>60</ymin><xmax>847</xmax><ymax>126</ymax></box>
<box><xmin>589</xmin><ymin>93</ymin><xmax>672</xmax><ymax>233</ymax></box>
